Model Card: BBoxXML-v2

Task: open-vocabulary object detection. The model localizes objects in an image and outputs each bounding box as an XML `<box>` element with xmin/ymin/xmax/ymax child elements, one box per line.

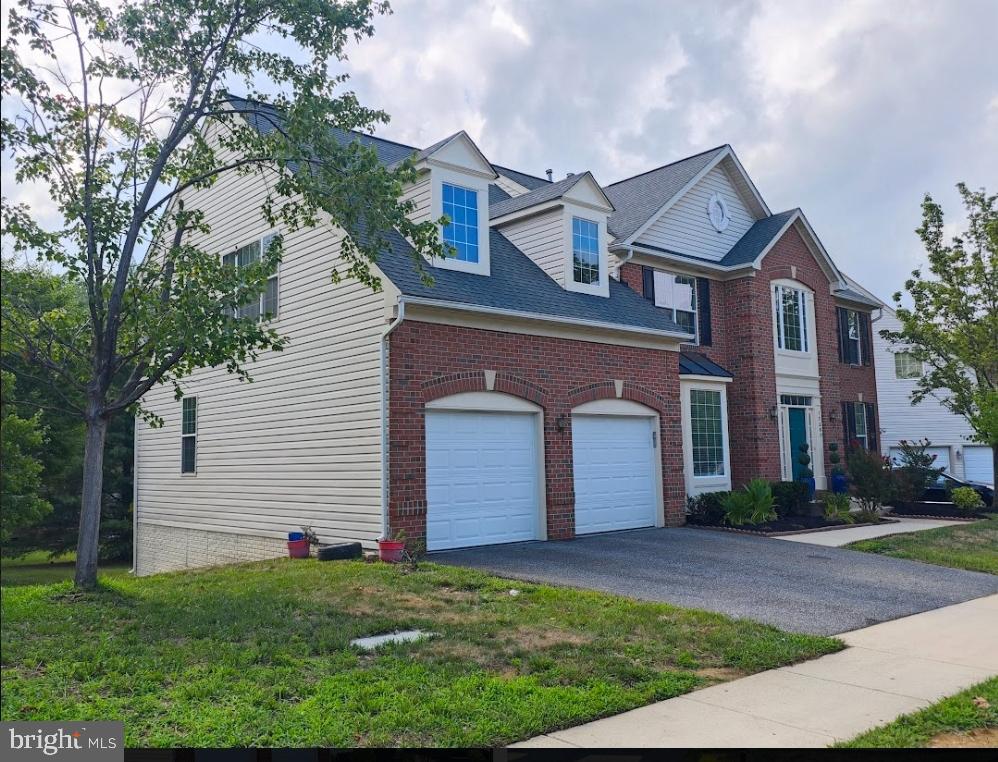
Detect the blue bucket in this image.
<box><xmin>288</xmin><ymin>531</ymin><xmax>304</xmax><ymax>541</ymax></box>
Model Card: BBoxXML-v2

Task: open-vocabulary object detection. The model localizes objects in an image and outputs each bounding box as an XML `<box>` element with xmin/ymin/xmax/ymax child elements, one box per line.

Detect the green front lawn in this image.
<box><xmin>847</xmin><ymin>514</ymin><xmax>998</xmax><ymax>575</ymax></box>
<box><xmin>1</xmin><ymin>558</ymin><xmax>840</xmax><ymax>747</ymax></box>
<box><xmin>840</xmin><ymin>677</ymin><xmax>998</xmax><ymax>748</ymax></box>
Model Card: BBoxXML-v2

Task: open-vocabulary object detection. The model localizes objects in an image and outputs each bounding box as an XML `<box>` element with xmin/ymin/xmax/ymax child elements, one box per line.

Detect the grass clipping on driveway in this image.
<box><xmin>847</xmin><ymin>514</ymin><xmax>998</xmax><ymax>575</ymax></box>
<box><xmin>840</xmin><ymin>677</ymin><xmax>998</xmax><ymax>748</ymax></box>
<box><xmin>1</xmin><ymin>559</ymin><xmax>840</xmax><ymax>747</ymax></box>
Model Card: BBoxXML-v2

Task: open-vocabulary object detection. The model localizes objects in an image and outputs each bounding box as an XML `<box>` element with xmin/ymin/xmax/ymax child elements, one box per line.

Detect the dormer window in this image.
<box><xmin>572</xmin><ymin>217</ymin><xmax>600</xmax><ymax>286</ymax></box>
<box><xmin>442</xmin><ymin>183</ymin><xmax>480</xmax><ymax>264</ymax></box>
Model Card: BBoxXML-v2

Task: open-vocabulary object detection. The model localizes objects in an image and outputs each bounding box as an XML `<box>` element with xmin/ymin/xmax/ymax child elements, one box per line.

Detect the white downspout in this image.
<box><xmin>614</xmin><ymin>247</ymin><xmax>634</xmax><ymax>279</ymax></box>
<box><xmin>380</xmin><ymin>297</ymin><xmax>406</xmax><ymax>540</ymax></box>
<box><xmin>131</xmin><ymin>414</ymin><xmax>138</xmax><ymax>574</ymax></box>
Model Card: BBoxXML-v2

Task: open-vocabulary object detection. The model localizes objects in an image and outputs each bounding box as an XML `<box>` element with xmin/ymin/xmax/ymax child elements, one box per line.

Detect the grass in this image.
<box><xmin>846</xmin><ymin>513</ymin><xmax>998</xmax><ymax>575</ymax></box>
<box><xmin>1</xmin><ymin>552</ymin><xmax>129</xmax><ymax>587</ymax></box>
<box><xmin>1</xmin><ymin>558</ymin><xmax>840</xmax><ymax>747</ymax></box>
<box><xmin>840</xmin><ymin>677</ymin><xmax>998</xmax><ymax>748</ymax></box>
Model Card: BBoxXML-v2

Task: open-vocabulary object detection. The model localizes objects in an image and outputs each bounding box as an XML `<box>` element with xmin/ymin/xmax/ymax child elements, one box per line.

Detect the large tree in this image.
<box><xmin>1</xmin><ymin>0</ymin><xmax>446</xmax><ymax>588</ymax></box>
<box><xmin>882</xmin><ymin>184</ymin><xmax>997</xmax><ymax>505</ymax></box>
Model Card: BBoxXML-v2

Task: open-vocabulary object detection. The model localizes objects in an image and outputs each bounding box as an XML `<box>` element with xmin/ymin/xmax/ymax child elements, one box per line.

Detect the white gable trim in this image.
<box><xmin>563</xmin><ymin>173</ymin><xmax>615</xmax><ymax>213</ymax></box>
<box><xmin>747</xmin><ymin>210</ymin><xmax>801</xmax><ymax>267</ymax></box>
<box><xmin>788</xmin><ymin>212</ymin><xmax>845</xmax><ymax>287</ymax></box>
<box><xmin>720</xmin><ymin>150</ymin><xmax>771</xmax><ymax>219</ymax></box>
<box><xmin>418</xmin><ymin>131</ymin><xmax>498</xmax><ymax>180</ymax></box>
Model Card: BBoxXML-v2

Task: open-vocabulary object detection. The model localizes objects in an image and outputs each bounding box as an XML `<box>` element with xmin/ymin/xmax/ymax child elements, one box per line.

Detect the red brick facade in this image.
<box><xmin>620</xmin><ymin>225</ymin><xmax>878</xmax><ymax>488</ymax></box>
<box><xmin>387</xmin><ymin>321</ymin><xmax>686</xmax><ymax>544</ymax></box>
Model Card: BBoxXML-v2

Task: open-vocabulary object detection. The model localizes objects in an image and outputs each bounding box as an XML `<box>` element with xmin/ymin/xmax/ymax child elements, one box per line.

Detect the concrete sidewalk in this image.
<box><xmin>777</xmin><ymin>517</ymin><xmax>966</xmax><ymax>547</ymax></box>
<box><xmin>513</xmin><ymin>594</ymin><xmax>998</xmax><ymax>748</ymax></box>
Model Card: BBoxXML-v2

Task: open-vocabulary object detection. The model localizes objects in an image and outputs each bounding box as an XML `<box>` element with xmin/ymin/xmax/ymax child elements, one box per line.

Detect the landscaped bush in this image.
<box><xmin>771</xmin><ymin>480</ymin><xmax>810</xmax><ymax>518</ymax></box>
<box><xmin>823</xmin><ymin>492</ymin><xmax>854</xmax><ymax>524</ymax></box>
<box><xmin>950</xmin><ymin>486</ymin><xmax>985</xmax><ymax>513</ymax></box>
<box><xmin>892</xmin><ymin>439</ymin><xmax>945</xmax><ymax>505</ymax></box>
<box><xmin>686</xmin><ymin>491</ymin><xmax>728</xmax><ymax>525</ymax></box>
<box><xmin>721</xmin><ymin>479</ymin><xmax>776</xmax><ymax>526</ymax></box>
<box><xmin>847</xmin><ymin>446</ymin><xmax>896</xmax><ymax>514</ymax></box>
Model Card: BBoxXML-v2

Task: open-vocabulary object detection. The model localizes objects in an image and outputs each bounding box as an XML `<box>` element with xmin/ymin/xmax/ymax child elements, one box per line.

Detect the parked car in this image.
<box><xmin>922</xmin><ymin>473</ymin><xmax>994</xmax><ymax>506</ymax></box>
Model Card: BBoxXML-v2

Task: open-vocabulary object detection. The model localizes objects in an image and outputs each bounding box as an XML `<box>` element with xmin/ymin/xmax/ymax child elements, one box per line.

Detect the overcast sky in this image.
<box><xmin>337</xmin><ymin>0</ymin><xmax>997</xmax><ymax>304</ymax></box>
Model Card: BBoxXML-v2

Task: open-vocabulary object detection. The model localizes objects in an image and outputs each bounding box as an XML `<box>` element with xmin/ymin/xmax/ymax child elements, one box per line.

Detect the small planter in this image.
<box><xmin>830</xmin><ymin>473</ymin><xmax>848</xmax><ymax>494</ymax></box>
<box><xmin>287</xmin><ymin>538</ymin><xmax>310</xmax><ymax>558</ymax></box>
<box><xmin>799</xmin><ymin>476</ymin><xmax>816</xmax><ymax>501</ymax></box>
<box><xmin>378</xmin><ymin>539</ymin><xmax>406</xmax><ymax>563</ymax></box>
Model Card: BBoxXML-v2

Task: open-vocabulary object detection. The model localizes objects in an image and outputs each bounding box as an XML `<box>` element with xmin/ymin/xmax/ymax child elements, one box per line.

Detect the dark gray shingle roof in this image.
<box><xmin>488</xmin><ymin>172</ymin><xmax>595</xmax><ymax>219</ymax></box>
<box><xmin>493</xmin><ymin>164</ymin><xmax>552</xmax><ymax>191</ymax></box>
<box><xmin>718</xmin><ymin>209</ymin><xmax>798</xmax><ymax>267</ymax></box>
<box><xmin>833</xmin><ymin>287</ymin><xmax>881</xmax><ymax>308</ymax></box>
<box><xmin>373</xmin><ymin>229</ymin><xmax>690</xmax><ymax>336</ymax></box>
<box><xmin>679</xmin><ymin>351</ymin><xmax>733</xmax><ymax>378</ymax></box>
<box><xmin>488</xmin><ymin>184</ymin><xmax>511</xmax><ymax>205</ymax></box>
<box><xmin>604</xmin><ymin>146</ymin><xmax>728</xmax><ymax>243</ymax></box>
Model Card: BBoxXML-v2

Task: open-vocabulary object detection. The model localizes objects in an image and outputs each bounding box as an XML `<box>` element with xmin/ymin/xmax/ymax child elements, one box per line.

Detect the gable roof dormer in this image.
<box><xmin>488</xmin><ymin>171</ymin><xmax>613</xmax><ymax>224</ymax></box>
<box><xmin>409</xmin><ymin>131</ymin><xmax>499</xmax><ymax>181</ymax></box>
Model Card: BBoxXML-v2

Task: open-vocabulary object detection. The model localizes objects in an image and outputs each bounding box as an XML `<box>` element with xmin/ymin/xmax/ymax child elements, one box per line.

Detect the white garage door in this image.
<box><xmin>573</xmin><ymin>415</ymin><xmax>658</xmax><ymax>535</ymax></box>
<box><xmin>426</xmin><ymin>410</ymin><xmax>540</xmax><ymax>551</ymax></box>
<box><xmin>890</xmin><ymin>446</ymin><xmax>951</xmax><ymax>474</ymax></box>
<box><xmin>964</xmin><ymin>446</ymin><xmax>994</xmax><ymax>486</ymax></box>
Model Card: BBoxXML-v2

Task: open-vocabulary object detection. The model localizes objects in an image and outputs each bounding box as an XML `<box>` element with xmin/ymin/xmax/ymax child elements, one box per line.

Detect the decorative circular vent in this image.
<box><xmin>707</xmin><ymin>192</ymin><xmax>730</xmax><ymax>232</ymax></box>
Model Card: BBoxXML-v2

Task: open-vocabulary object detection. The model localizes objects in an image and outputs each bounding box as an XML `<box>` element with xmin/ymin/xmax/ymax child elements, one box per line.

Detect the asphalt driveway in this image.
<box><xmin>431</xmin><ymin>527</ymin><xmax>998</xmax><ymax>635</ymax></box>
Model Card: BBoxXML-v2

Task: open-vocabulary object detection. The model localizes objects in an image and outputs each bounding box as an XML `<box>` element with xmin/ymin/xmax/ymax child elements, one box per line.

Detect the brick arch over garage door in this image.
<box><xmin>386</xmin><ymin>320</ymin><xmax>687</xmax><ymax>546</ymax></box>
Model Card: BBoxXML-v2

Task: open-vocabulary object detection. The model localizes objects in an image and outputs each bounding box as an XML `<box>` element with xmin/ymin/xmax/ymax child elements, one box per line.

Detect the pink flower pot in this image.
<box><xmin>287</xmin><ymin>538</ymin><xmax>310</xmax><ymax>558</ymax></box>
<box><xmin>378</xmin><ymin>539</ymin><xmax>405</xmax><ymax>563</ymax></box>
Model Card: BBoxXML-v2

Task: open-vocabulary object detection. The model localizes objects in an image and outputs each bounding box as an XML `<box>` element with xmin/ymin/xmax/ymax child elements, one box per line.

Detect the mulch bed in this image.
<box><xmin>888</xmin><ymin>503</ymin><xmax>982</xmax><ymax>520</ymax></box>
<box><xmin>687</xmin><ymin>515</ymin><xmax>895</xmax><ymax>537</ymax></box>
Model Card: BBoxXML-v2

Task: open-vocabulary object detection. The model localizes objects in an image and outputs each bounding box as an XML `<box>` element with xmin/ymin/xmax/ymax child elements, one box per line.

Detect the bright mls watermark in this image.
<box><xmin>3</xmin><ymin>723</ymin><xmax>123</xmax><ymax>762</ymax></box>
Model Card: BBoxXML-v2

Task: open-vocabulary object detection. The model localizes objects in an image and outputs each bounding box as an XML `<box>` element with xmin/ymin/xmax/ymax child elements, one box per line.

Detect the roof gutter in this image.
<box><xmin>380</xmin><ymin>296</ymin><xmax>406</xmax><ymax>539</ymax></box>
<box><xmin>610</xmin><ymin>242</ymin><xmax>757</xmax><ymax>275</ymax></box>
<box><xmin>401</xmin><ymin>295</ymin><xmax>693</xmax><ymax>341</ymax></box>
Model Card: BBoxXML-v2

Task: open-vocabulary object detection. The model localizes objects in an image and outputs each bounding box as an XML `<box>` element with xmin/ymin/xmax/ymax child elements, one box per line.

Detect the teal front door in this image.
<box><xmin>788</xmin><ymin>407</ymin><xmax>808</xmax><ymax>480</ymax></box>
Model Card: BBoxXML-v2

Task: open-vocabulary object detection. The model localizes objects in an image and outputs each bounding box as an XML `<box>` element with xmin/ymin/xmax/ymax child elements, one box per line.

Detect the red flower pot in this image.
<box><xmin>378</xmin><ymin>539</ymin><xmax>405</xmax><ymax>563</ymax></box>
<box><xmin>287</xmin><ymin>538</ymin><xmax>310</xmax><ymax>558</ymax></box>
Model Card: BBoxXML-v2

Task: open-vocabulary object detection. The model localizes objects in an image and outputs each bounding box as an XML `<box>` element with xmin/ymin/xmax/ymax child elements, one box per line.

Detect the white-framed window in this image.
<box><xmin>571</xmin><ymin>217</ymin><xmax>600</xmax><ymax>286</ymax></box>
<box><xmin>774</xmin><ymin>284</ymin><xmax>808</xmax><ymax>352</ymax></box>
<box><xmin>653</xmin><ymin>270</ymin><xmax>697</xmax><ymax>339</ymax></box>
<box><xmin>895</xmin><ymin>351</ymin><xmax>922</xmax><ymax>379</ymax></box>
<box><xmin>852</xmin><ymin>403</ymin><xmax>868</xmax><ymax>450</ymax></box>
<box><xmin>690</xmin><ymin>388</ymin><xmax>725</xmax><ymax>477</ymax></box>
<box><xmin>223</xmin><ymin>232</ymin><xmax>279</xmax><ymax>320</ymax></box>
<box><xmin>181</xmin><ymin>396</ymin><xmax>197</xmax><ymax>474</ymax></box>
<box><xmin>442</xmin><ymin>182</ymin><xmax>480</xmax><ymax>264</ymax></box>
<box><xmin>846</xmin><ymin>310</ymin><xmax>861</xmax><ymax>361</ymax></box>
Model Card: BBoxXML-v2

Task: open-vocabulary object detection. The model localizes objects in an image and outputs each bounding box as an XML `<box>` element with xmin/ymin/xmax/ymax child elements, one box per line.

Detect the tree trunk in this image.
<box><xmin>74</xmin><ymin>414</ymin><xmax>109</xmax><ymax>589</ymax></box>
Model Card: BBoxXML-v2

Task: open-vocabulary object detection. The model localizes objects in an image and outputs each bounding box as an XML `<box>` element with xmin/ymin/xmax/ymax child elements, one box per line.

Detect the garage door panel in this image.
<box><xmin>426</xmin><ymin>410</ymin><xmax>540</xmax><ymax>550</ymax></box>
<box><xmin>964</xmin><ymin>446</ymin><xmax>994</xmax><ymax>485</ymax></box>
<box><xmin>573</xmin><ymin>415</ymin><xmax>658</xmax><ymax>535</ymax></box>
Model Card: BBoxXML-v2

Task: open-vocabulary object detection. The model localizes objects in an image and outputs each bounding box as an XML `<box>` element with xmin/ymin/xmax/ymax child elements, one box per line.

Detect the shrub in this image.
<box><xmin>847</xmin><ymin>446</ymin><xmax>896</xmax><ymax>514</ymax></box>
<box><xmin>823</xmin><ymin>492</ymin><xmax>854</xmax><ymax>523</ymax></box>
<box><xmin>950</xmin><ymin>486</ymin><xmax>985</xmax><ymax>513</ymax></box>
<box><xmin>892</xmin><ymin>439</ymin><xmax>945</xmax><ymax>504</ymax></box>
<box><xmin>722</xmin><ymin>479</ymin><xmax>776</xmax><ymax>526</ymax></box>
<box><xmin>686</xmin><ymin>491</ymin><xmax>727</xmax><ymax>525</ymax></box>
<box><xmin>771</xmin><ymin>480</ymin><xmax>810</xmax><ymax>518</ymax></box>
<box><xmin>828</xmin><ymin>441</ymin><xmax>844</xmax><ymax>476</ymax></box>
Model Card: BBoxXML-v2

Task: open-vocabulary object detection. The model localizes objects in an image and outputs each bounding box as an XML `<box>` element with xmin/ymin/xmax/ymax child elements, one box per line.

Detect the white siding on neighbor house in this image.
<box><xmin>636</xmin><ymin>164</ymin><xmax>756</xmax><ymax>260</ymax></box>
<box><xmin>494</xmin><ymin>173</ymin><xmax>530</xmax><ymax>197</ymax></box>
<box><xmin>499</xmin><ymin>209</ymin><xmax>565</xmax><ymax>285</ymax></box>
<box><xmin>873</xmin><ymin>306</ymin><xmax>988</xmax><ymax>481</ymax></box>
<box><xmin>135</xmin><ymin>130</ymin><xmax>387</xmax><ymax>549</ymax></box>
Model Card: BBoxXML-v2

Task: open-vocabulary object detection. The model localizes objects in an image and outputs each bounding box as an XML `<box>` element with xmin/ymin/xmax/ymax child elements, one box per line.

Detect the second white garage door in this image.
<box><xmin>426</xmin><ymin>410</ymin><xmax>541</xmax><ymax>551</ymax></box>
<box><xmin>573</xmin><ymin>414</ymin><xmax>659</xmax><ymax>534</ymax></box>
<box><xmin>964</xmin><ymin>446</ymin><xmax>994</xmax><ymax>486</ymax></box>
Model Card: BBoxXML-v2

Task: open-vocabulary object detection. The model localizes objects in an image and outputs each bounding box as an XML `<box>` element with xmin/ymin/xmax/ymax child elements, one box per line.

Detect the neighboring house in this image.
<box><xmin>133</xmin><ymin>96</ymin><xmax>881</xmax><ymax>574</ymax></box>
<box><xmin>869</xmin><ymin>301</ymin><xmax>994</xmax><ymax>485</ymax></box>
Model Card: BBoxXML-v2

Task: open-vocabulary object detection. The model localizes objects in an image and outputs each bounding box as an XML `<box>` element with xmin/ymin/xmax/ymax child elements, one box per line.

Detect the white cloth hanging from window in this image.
<box><xmin>653</xmin><ymin>270</ymin><xmax>694</xmax><ymax>311</ymax></box>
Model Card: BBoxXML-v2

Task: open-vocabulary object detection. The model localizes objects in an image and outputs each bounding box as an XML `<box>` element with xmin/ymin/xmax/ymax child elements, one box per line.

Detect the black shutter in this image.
<box><xmin>859</xmin><ymin>312</ymin><xmax>872</xmax><ymax>366</ymax></box>
<box><xmin>696</xmin><ymin>277</ymin><xmax>712</xmax><ymax>346</ymax></box>
<box><xmin>865</xmin><ymin>403</ymin><xmax>878</xmax><ymax>451</ymax></box>
<box><xmin>836</xmin><ymin>308</ymin><xmax>849</xmax><ymax>363</ymax></box>
<box><xmin>641</xmin><ymin>266</ymin><xmax>655</xmax><ymax>301</ymax></box>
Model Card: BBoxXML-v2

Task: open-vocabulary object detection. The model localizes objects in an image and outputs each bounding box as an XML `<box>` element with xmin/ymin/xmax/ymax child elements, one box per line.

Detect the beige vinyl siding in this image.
<box><xmin>136</xmin><ymin>127</ymin><xmax>386</xmax><ymax>547</ymax></box>
<box><xmin>499</xmin><ymin>209</ymin><xmax>564</xmax><ymax>285</ymax></box>
<box><xmin>401</xmin><ymin>174</ymin><xmax>432</xmax><ymax>224</ymax></box>
<box><xmin>494</xmin><ymin>173</ymin><xmax>530</xmax><ymax>198</ymax></box>
<box><xmin>637</xmin><ymin>165</ymin><xmax>756</xmax><ymax>261</ymax></box>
